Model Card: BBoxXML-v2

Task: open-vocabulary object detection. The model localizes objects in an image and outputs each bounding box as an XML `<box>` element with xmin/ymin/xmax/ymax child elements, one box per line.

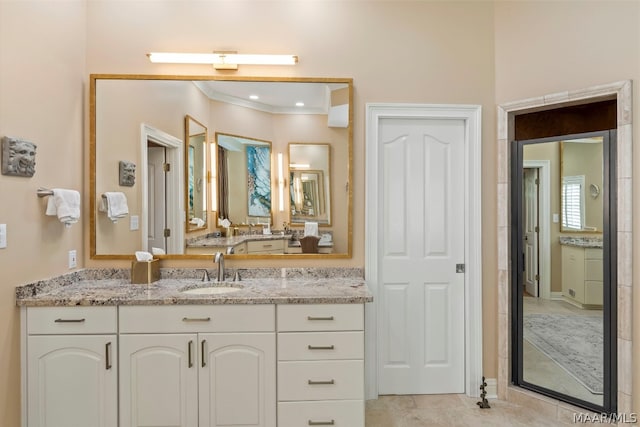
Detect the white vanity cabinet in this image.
<box><xmin>118</xmin><ymin>305</ymin><xmax>276</xmax><ymax>427</ymax></box>
<box><xmin>561</xmin><ymin>245</ymin><xmax>603</xmax><ymax>307</ymax></box>
<box><xmin>276</xmin><ymin>304</ymin><xmax>365</xmax><ymax>427</ymax></box>
<box><xmin>25</xmin><ymin>306</ymin><xmax>118</xmax><ymax>427</ymax></box>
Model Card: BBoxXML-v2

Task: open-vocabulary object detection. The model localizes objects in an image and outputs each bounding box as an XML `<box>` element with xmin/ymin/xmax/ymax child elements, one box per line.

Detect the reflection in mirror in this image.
<box><xmin>514</xmin><ymin>130</ymin><xmax>615</xmax><ymax>412</ymax></box>
<box><xmin>561</xmin><ymin>138</ymin><xmax>603</xmax><ymax>232</ymax></box>
<box><xmin>289</xmin><ymin>143</ymin><xmax>331</xmax><ymax>225</ymax></box>
<box><xmin>216</xmin><ymin>133</ymin><xmax>272</xmax><ymax>226</ymax></box>
<box><xmin>90</xmin><ymin>75</ymin><xmax>353</xmax><ymax>259</ymax></box>
<box><xmin>185</xmin><ymin>115</ymin><xmax>208</xmax><ymax>232</ymax></box>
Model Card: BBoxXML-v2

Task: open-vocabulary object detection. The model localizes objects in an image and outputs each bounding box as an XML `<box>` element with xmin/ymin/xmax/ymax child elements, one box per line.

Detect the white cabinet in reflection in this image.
<box><xmin>561</xmin><ymin>245</ymin><xmax>603</xmax><ymax>307</ymax></box>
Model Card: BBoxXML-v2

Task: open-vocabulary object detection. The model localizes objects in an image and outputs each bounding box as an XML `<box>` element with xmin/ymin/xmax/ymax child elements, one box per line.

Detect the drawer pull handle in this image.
<box><xmin>201</xmin><ymin>339</ymin><xmax>207</xmax><ymax>368</ymax></box>
<box><xmin>308</xmin><ymin>421</ymin><xmax>335</xmax><ymax>426</ymax></box>
<box><xmin>188</xmin><ymin>340</ymin><xmax>194</xmax><ymax>368</ymax></box>
<box><xmin>54</xmin><ymin>318</ymin><xmax>86</xmax><ymax>323</ymax></box>
<box><xmin>308</xmin><ymin>345</ymin><xmax>335</xmax><ymax>350</ymax></box>
<box><xmin>308</xmin><ymin>379</ymin><xmax>335</xmax><ymax>385</ymax></box>
<box><xmin>307</xmin><ymin>316</ymin><xmax>334</xmax><ymax>321</ymax></box>
<box><xmin>105</xmin><ymin>342</ymin><xmax>112</xmax><ymax>370</ymax></box>
<box><xmin>182</xmin><ymin>317</ymin><xmax>211</xmax><ymax>322</ymax></box>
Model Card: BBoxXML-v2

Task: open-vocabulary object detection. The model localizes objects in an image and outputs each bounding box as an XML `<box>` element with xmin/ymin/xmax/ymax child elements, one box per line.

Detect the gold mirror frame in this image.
<box><xmin>89</xmin><ymin>74</ymin><xmax>353</xmax><ymax>260</ymax></box>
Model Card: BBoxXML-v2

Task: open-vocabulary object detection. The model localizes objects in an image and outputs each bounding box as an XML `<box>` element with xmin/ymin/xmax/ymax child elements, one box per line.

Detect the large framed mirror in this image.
<box><xmin>185</xmin><ymin>115</ymin><xmax>208</xmax><ymax>233</ymax></box>
<box><xmin>511</xmin><ymin>130</ymin><xmax>616</xmax><ymax>413</ymax></box>
<box><xmin>90</xmin><ymin>74</ymin><xmax>353</xmax><ymax>259</ymax></box>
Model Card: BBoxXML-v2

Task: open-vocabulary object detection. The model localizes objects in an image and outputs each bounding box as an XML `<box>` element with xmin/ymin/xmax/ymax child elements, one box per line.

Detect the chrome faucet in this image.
<box><xmin>214</xmin><ymin>252</ymin><xmax>225</xmax><ymax>282</ymax></box>
<box><xmin>196</xmin><ymin>268</ymin><xmax>210</xmax><ymax>282</ymax></box>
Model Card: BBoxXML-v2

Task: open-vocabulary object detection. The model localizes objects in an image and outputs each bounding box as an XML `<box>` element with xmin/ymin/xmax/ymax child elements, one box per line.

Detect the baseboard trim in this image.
<box><xmin>550</xmin><ymin>292</ymin><xmax>564</xmax><ymax>301</ymax></box>
<box><xmin>484</xmin><ymin>377</ymin><xmax>497</xmax><ymax>399</ymax></box>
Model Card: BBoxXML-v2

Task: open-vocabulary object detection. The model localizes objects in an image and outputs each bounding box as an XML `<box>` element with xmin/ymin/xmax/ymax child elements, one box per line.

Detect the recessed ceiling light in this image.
<box><xmin>249</xmin><ymin>95</ymin><xmax>259</xmax><ymax>100</ymax></box>
<box><xmin>296</xmin><ymin>102</ymin><xmax>305</xmax><ymax>107</ymax></box>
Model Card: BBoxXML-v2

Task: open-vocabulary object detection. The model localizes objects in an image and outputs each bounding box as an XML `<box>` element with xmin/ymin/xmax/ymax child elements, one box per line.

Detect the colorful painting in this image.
<box><xmin>246</xmin><ymin>145</ymin><xmax>271</xmax><ymax>216</ymax></box>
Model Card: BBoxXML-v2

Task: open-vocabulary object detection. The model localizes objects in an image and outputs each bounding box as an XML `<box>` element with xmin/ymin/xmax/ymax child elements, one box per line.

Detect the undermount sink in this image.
<box><xmin>180</xmin><ymin>283</ymin><xmax>244</xmax><ymax>295</ymax></box>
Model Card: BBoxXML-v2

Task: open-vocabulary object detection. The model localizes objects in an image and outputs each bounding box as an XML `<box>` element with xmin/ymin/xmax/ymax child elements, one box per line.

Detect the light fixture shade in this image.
<box><xmin>147</xmin><ymin>52</ymin><xmax>298</xmax><ymax>66</ymax></box>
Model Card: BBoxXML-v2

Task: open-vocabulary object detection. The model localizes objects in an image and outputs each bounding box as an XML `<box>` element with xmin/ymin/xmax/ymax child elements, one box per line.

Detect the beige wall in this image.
<box><xmin>0</xmin><ymin>2</ymin><xmax>86</xmax><ymax>425</ymax></box>
<box><xmin>3</xmin><ymin>1</ymin><xmax>638</xmax><ymax>425</ymax></box>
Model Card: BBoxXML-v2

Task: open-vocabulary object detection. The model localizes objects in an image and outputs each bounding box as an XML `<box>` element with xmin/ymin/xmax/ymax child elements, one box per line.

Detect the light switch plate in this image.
<box><xmin>130</xmin><ymin>215</ymin><xmax>139</xmax><ymax>231</ymax></box>
<box><xmin>0</xmin><ymin>224</ymin><xmax>6</xmax><ymax>248</ymax></box>
<box><xmin>68</xmin><ymin>250</ymin><xmax>77</xmax><ymax>269</ymax></box>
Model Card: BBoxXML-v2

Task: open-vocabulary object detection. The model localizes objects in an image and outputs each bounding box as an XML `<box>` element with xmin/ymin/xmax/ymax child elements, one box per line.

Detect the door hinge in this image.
<box><xmin>163</xmin><ymin>163</ymin><xmax>171</xmax><ymax>172</ymax></box>
<box><xmin>535</xmin><ymin>226</ymin><xmax>539</xmax><ymax>232</ymax></box>
<box><xmin>535</xmin><ymin>274</ymin><xmax>540</xmax><ymax>281</ymax></box>
<box><xmin>456</xmin><ymin>264</ymin><xmax>465</xmax><ymax>273</ymax></box>
<box><xmin>164</xmin><ymin>228</ymin><xmax>171</xmax><ymax>238</ymax></box>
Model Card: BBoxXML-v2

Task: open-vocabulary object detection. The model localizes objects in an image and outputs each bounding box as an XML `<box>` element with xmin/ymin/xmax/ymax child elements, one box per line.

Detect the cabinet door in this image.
<box><xmin>27</xmin><ymin>335</ymin><xmax>117</xmax><ymax>427</ymax></box>
<box><xmin>199</xmin><ymin>333</ymin><xmax>276</xmax><ymax>427</ymax></box>
<box><xmin>561</xmin><ymin>245</ymin><xmax>585</xmax><ymax>303</ymax></box>
<box><xmin>120</xmin><ymin>334</ymin><xmax>198</xmax><ymax>427</ymax></box>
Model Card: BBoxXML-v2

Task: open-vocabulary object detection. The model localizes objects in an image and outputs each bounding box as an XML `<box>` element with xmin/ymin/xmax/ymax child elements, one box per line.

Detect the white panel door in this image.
<box><xmin>148</xmin><ymin>145</ymin><xmax>166</xmax><ymax>252</ymax></box>
<box><xmin>378</xmin><ymin>117</ymin><xmax>466</xmax><ymax>394</ymax></box>
<box><xmin>523</xmin><ymin>168</ymin><xmax>539</xmax><ymax>297</ymax></box>
<box><xmin>27</xmin><ymin>335</ymin><xmax>117</xmax><ymax>427</ymax></box>
<box><xmin>199</xmin><ymin>333</ymin><xmax>276</xmax><ymax>427</ymax></box>
<box><xmin>120</xmin><ymin>334</ymin><xmax>198</xmax><ymax>427</ymax></box>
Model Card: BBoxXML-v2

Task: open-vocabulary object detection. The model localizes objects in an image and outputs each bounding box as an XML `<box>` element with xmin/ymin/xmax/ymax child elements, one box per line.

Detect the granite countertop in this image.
<box><xmin>559</xmin><ymin>236</ymin><xmax>603</xmax><ymax>248</ymax></box>
<box><xmin>187</xmin><ymin>233</ymin><xmax>333</xmax><ymax>248</ymax></box>
<box><xmin>187</xmin><ymin>234</ymin><xmax>289</xmax><ymax>248</ymax></box>
<box><xmin>15</xmin><ymin>268</ymin><xmax>372</xmax><ymax>307</ymax></box>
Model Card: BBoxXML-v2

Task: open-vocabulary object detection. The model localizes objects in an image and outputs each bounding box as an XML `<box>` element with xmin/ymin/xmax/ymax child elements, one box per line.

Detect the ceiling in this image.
<box><xmin>193</xmin><ymin>80</ymin><xmax>347</xmax><ymax>115</ymax></box>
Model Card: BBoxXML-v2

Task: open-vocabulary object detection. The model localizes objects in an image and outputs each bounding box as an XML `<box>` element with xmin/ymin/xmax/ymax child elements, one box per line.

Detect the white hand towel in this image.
<box><xmin>304</xmin><ymin>221</ymin><xmax>319</xmax><ymax>237</ymax></box>
<box><xmin>45</xmin><ymin>189</ymin><xmax>80</xmax><ymax>226</ymax></box>
<box><xmin>100</xmin><ymin>192</ymin><xmax>129</xmax><ymax>223</ymax></box>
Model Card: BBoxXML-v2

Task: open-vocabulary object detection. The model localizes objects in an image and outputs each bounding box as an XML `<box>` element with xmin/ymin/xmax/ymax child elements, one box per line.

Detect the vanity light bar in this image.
<box><xmin>147</xmin><ymin>52</ymin><xmax>298</xmax><ymax>66</ymax></box>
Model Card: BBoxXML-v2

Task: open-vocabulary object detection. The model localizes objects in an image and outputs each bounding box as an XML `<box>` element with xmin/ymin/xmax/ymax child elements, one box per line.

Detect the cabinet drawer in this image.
<box><xmin>585</xmin><ymin>248</ymin><xmax>603</xmax><ymax>260</ymax></box>
<box><xmin>27</xmin><ymin>306</ymin><xmax>117</xmax><ymax>335</ymax></box>
<box><xmin>119</xmin><ymin>305</ymin><xmax>274</xmax><ymax>333</ymax></box>
<box><xmin>278</xmin><ymin>332</ymin><xmax>363</xmax><ymax>360</ymax></box>
<box><xmin>585</xmin><ymin>259</ymin><xmax>603</xmax><ymax>280</ymax></box>
<box><xmin>247</xmin><ymin>240</ymin><xmax>284</xmax><ymax>253</ymax></box>
<box><xmin>278</xmin><ymin>360</ymin><xmax>364</xmax><ymax>401</ymax></box>
<box><xmin>278</xmin><ymin>400</ymin><xmax>364</xmax><ymax>427</ymax></box>
<box><xmin>585</xmin><ymin>281</ymin><xmax>603</xmax><ymax>305</ymax></box>
<box><xmin>278</xmin><ymin>304</ymin><xmax>363</xmax><ymax>332</ymax></box>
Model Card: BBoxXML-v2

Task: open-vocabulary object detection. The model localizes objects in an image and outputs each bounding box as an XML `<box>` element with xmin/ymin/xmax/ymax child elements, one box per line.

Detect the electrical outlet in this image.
<box><xmin>68</xmin><ymin>250</ymin><xmax>77</xmax><ymax>269</ymax></box>
<box><xmin>0</xmin><ymin>224</ymin><xmax>6</xmax><ymax>249</ymax></box>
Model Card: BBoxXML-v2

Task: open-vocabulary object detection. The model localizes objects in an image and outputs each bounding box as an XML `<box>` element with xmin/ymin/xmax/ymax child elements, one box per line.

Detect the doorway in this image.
<box><xmin>365</xmin><ymin>104</ymin><xmax>483</xmax><ymax>398</ymax></box>
<box><xmin>139</xmin><ymin>124</ymin><xmax>184</xmax><ymax>255</ymax></box>
<box><xmin>498</xmin><ymin>81</ymin><xmax>633</xmax><ymax>417</ymax></box>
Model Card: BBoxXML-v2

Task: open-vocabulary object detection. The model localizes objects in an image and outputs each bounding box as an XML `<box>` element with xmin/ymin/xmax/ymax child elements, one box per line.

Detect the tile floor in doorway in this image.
<box><xmin>365</xmin><ymin>394</ymin><xmax>575</xmax><ymax>426</ymax></box>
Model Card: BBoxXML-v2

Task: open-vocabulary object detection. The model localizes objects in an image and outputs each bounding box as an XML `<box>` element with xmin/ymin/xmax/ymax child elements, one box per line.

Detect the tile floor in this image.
<box><xmin>365</xmin><ymin>394</ymin><xmax>575</xmax><ymax>426</ymax></box>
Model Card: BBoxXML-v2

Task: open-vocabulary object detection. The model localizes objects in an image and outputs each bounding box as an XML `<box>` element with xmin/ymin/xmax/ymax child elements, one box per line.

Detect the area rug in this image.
<box><xmin>523</xmin><ymin>313</ymin><xmax>603</xmax><ymax>394</ymax></box>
